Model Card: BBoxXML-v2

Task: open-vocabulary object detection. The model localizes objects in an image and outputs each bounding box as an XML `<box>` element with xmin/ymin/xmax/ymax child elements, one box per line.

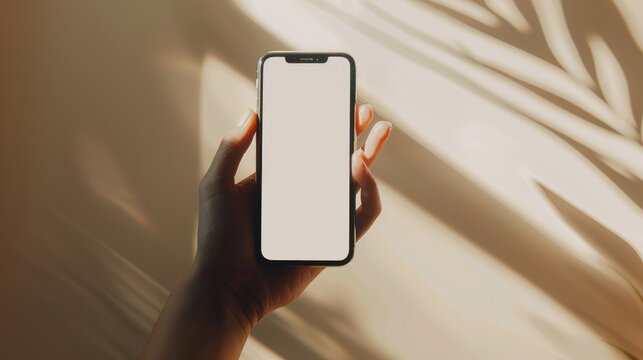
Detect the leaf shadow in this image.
<box><xmin>536</xmin><ymin>183</ymin><xmax>643</xmax><ymax>299</ymax></box>
<box><xmin>252</xmin><ymin>296</ymin><xmax>391</xmax><ymax>360</ymax></box>
<box><xmin>413</xmin><ymin>0</ymin><xmax>643</xmax><ymax>136</ymax></box>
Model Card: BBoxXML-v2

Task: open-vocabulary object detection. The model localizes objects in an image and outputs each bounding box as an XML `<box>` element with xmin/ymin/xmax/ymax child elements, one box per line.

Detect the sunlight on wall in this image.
<box><xmin>485</xmin><ymin>0</ymin><xmax>531</xmax><ymax>33</ymax></box>
<box><xmin>76</xmin><ymin>132</ymin><xmax>156</xmax><ymax>235</ymax></box>
<box><xmin>236</xmin><ymin>0</ymin><xmax>643</xmax><ymax>358</ymax></box>
<box><xmin>612</xmin><ymin>0</ymin><xmax>643</xmax><ymax>53</ymax></box>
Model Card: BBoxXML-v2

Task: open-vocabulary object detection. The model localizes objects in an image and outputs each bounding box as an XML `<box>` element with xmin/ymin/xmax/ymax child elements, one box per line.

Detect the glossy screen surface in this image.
<box><xmin>261</xmin><ymin>56</ymin><xmax>351</xmax><ymax>261</ymax></box>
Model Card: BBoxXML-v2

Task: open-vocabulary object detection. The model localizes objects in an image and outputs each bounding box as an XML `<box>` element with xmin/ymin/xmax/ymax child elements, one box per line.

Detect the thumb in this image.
<box><xmin>201</xmin><ymin>109</ymin><xmax>257</xmax><ymax>193</ymax></box>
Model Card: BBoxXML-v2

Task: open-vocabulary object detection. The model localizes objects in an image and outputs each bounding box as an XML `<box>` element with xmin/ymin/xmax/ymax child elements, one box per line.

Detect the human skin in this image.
<box><xmin>142</xmin><ymin>104</ymin><xmax>392</xmax><ymax>359</ymax></box>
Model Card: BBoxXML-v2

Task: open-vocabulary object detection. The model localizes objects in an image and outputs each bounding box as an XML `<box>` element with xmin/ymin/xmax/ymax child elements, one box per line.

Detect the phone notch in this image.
<box><xmin>285</xmin><ymin>55</ymin><xmax>328</xmax><ymax>63</ymax></box>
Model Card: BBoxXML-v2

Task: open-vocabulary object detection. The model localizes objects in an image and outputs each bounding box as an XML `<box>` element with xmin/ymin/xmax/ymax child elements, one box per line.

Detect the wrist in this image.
<box><xmin>142</xmin><ymin>272</ymin><xmax>252</xmax><ymax>360</ymax></box>
<box><xmin>184</xmin><ymin>264</ymin><xmax>258</xmax><ymax>335</ymax></box>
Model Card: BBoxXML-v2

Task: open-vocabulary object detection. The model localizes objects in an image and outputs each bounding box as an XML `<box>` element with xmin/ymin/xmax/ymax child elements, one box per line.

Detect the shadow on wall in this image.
<box><xmin>415</xmin><ymin>0</ymin><xmax>643</xmax><ymax>136</ymax></box>
<box><xmin>308</xmin><ymin>0</ymin><xmax>643</xmax><ymax>356</ymax></box>
<box><xmin>539</xmin><ymin>185</ymin><xmax>643</xmax><ymax>301</ymax></box>
<box><xmin>253</xmin><ymin>296</ymin><xmax>391</xmax><ymax>360</ymax></box>
<box><xmin>309</xmin><ymin>0</ymin><xmax>643</xmax><ymax>356</ymax></box>
<box><xmin>2</xmin><ymin>0</ymin><xmax>288</xmax><ymax>358</ymax></box>
<box><xmin>3</xmin><ymin>0</ymin><xmax>643</xmax><ymax>358</ymax></box>
<box><xmin>373</xmin><ymin>117</ymin><xmax>643</xmax><ymax>357</ymax></box>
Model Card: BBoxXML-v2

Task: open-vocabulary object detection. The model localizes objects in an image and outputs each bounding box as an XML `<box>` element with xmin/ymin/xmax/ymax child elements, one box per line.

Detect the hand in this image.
<box><xmin>142</xmin><ymin>104</ymin><xmax>392</xmax><ymax>360</ymax></box>
<box><xmin>193</xmin><ymin>104</ymin><xmax>392</xmax><ymax>331</ymax></box>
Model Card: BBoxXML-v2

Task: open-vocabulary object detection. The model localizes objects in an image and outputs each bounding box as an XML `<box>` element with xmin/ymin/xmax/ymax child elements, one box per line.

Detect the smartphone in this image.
<box><xmin>256</xmin><ymin>52</ymin><xmax>356</xmax><ymax>265</ymax></box>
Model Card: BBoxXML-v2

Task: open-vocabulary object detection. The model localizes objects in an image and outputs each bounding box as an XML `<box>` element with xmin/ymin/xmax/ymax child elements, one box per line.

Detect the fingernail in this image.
<box><xmin>374</xmin><ymin>121</ymin><xmax>392</xmax><ymax>134</ymax></box>
<box><xmin>237</xmin><ymin>109</ymin><xmax>253</xmax><ymax>128</ymax></box>
<box><xmin>358</xmin><ymin>104</ymin><xmax>372</xmax><ymax>126</ymax></box>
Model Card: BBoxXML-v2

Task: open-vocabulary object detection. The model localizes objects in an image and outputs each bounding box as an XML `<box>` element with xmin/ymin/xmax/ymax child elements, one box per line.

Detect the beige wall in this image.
<box><xmin>1</xmin><ymin>0</ymin><xmax>642</xmax><ymax>359</ymax></box>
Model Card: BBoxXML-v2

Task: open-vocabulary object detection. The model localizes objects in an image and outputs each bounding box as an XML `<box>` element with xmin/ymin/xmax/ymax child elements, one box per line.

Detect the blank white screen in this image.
<box><xmin>261</xmin><ymin>56</ymin><xmax>351</xmax><ymax>261</ymax></box>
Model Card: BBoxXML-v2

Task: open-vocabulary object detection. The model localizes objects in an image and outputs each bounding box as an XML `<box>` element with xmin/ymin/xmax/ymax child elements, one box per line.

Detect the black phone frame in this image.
<box><xmin>255</xmin><ymin>51</ymin><xmax>356</xmax><ymax>266</ymax></box>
